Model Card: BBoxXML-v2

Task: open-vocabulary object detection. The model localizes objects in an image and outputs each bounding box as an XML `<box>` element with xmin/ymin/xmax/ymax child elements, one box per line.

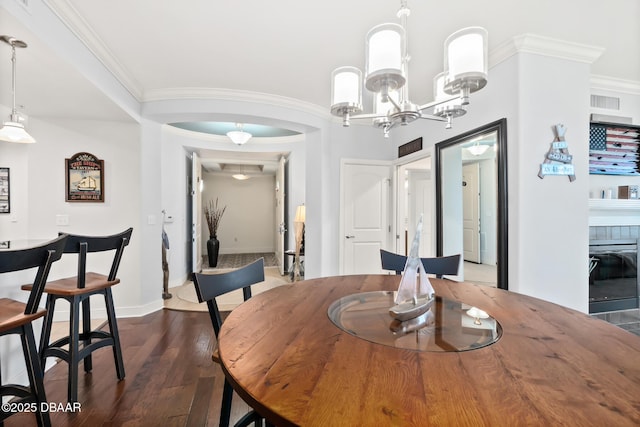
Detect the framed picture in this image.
<box><xmin>65</xmin><ymin>152</ymin><xmax>104</xmax><ymax>202</ymax></box>
<box><xmin>0</xmin><ymin>168</ymin><xmax>9</xmax><ymax>213</ymax></box>
<box><xmin>589</xmin><ymin>123</ymin><xmax>640</xmax><ymax>176</ymax></box>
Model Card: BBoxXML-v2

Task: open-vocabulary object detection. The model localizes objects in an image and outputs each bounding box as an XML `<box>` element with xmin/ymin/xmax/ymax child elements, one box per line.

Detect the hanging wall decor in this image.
<box><xmin>538</xmin><ymin>124</ymin><xmax>576</xmax><ymax>182</ymax></box>
<box><xmin>0</xmin><ymin>168</ymin><xmax>9</xmax><ymax>213</ymax></box>
<box><xmin>65</xmin><ymin>152</ymin><xmax>104</xmax><ymax>202</ymax></box>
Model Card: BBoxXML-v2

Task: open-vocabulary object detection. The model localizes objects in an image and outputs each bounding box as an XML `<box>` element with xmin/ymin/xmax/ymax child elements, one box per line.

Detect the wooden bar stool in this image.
<box><xmin>0</xmin><ymin>235</ymin><xmax>68</xmax><ymax>427</ymax></box>
<box><xmin>22</xmin><ymin>228</ymin><xmax>133</xmax><ymax>403</ymax></box>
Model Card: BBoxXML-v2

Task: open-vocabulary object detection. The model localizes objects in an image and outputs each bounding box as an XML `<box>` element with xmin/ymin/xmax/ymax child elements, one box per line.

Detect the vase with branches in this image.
<box><xmin>204</xmin><ymin>198</ymin><xmax>226</xmax><ymax>267</ymax></box>
<box><xmin>204</xmin><ymin>198</ymin><xmax>226</xmax><ymax>238</ymax></box>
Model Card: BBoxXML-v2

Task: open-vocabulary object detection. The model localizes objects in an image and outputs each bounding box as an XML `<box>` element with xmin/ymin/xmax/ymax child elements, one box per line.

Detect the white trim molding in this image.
<box><xmin>490</xmin><ymin>33</ymin><xmax>605</xmax><ymax>69</ymax></box>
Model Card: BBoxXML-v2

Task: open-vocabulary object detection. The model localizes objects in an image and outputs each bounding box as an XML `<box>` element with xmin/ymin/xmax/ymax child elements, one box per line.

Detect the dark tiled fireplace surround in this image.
<box><xmin>589</xmin><ymin>225</ymin><xmax>640</xmax><ymax>336</ymax></box>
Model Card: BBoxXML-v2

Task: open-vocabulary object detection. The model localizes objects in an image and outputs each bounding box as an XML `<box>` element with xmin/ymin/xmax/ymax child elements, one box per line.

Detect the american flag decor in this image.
<box><xmin>589</xmin><ymin>124</ymin><xmax>640</xmax><ymax>175</ymax></box>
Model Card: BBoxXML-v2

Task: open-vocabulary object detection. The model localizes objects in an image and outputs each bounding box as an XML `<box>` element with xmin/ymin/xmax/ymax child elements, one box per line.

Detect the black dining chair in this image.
<box><xmin>380</xmin><ymin>249</ymin><xmax>461</xmax><ymax>278</ymax></box>
<box><xmin>0</xmin><ymin>234</ymin><xmax>68</xmax><ymax>427</ymax></box>
<box><xmin>22</xmin><ymin>227</ymin><xmax>133</xmax><ymax>403</ymax></box>
<box><xmin>192</xmin><ymin>258</ymin><xmax>269</xmax><ymax>427</ymax></box>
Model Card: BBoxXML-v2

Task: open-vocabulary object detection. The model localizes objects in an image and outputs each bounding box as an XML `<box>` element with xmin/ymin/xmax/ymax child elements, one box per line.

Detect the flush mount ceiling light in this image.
<box><xmin>232</xmin><ymin>164</ymin><xmax>250</xmax><ymax>180</ymax></box>
<box><xmin>330</xmin><ymin>0</ymin><xmax>488</xmax><ymax>137</ymax></box>
<box><xmin>227</xmin><ymin>123</ymin><xmax>252</xmax><ymax>145</ymax></box>
<box><xmin>0</xmin><ymin>35</ymin><xmax>35</xmax><ymax>144</ymax></box>
<box><xmin>467</xmin><ymin>142</ymin><xmax>489</xmax><ymax>156</ymax></box>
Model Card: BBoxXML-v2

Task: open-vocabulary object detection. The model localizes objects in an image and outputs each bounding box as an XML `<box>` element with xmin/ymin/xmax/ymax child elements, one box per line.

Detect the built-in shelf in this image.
<box><xmin>589</xmin><ymin>199</ymin><xmax>640</xmax><ymax>226</ymax></box>
<box><xmin>589</xmin><ymin>199</ymin><xmax>640</xmax><ymax>210</ymax></box>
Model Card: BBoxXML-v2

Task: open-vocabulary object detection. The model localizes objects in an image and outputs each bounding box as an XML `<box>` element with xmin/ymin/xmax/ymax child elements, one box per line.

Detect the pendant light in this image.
<box><xmin>0</xmin><ymin>35</ymin><xmax>35</xmax><ymax>144</ymax></box>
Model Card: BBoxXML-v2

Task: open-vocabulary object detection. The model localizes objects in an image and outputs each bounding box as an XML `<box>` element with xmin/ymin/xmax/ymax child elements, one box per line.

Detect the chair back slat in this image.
<box><xmin>421</xmin><ymin>254</ymin><xmax>461</xmax><ymax>278</ymax></box>
<box><xmin>380</xmin><ymin>250</ymin><xmax>408</xmax><ymax>275</ymax></box>
<box><xmin>192</xmin><ymin>258</ymin><xmax>265</xmax><ymax>337</ymax></box>
<box><xmin>0</xmin><ymin>234</ymin><xmax>68</xmax><ymax>314</ymax></box>
<box><xmin>60</xmin><ymin>228</ymin><xmax>133</xmax><ymax>287</ymax></box>
<box><xmin>380</xmin><ymin>249</ymin><xmax>461</xmax><ymax>278</ymax></box>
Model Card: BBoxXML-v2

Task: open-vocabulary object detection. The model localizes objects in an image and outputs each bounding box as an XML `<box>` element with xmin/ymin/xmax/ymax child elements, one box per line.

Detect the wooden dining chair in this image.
<box><xmin>192</xmin><ymin>258</ymin><xmax>268</xmax><ymax>427</ymax></box>
<box><xmin>380</xmin><ymin>249</ymin><xmax>461</xmax><ymax>278</ymax></box>
<box><xmin>0</xmin><ymin>234</ymin><xmax>68</xmax><ymax>427</ymax></box>
<box><xmin>22</xmin><ymin>227</ymin><xmax>133</xmax><ymax>403</ymax></box>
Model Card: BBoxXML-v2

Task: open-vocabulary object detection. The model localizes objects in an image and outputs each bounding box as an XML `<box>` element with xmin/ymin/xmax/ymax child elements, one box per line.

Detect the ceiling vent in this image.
<box><xmin>590</xmin><ymin>94</ymin><xmax>620</xmax><ymax>110</ymax></box>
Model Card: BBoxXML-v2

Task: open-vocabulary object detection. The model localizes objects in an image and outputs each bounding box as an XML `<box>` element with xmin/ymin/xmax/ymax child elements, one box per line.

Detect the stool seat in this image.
<box><xmin>0</xmin><ymin>298</ymin><xmax>46</xmax><ymax>333</ymax></box>
<box><xmin>23</xmin><ymin>272</ymin><xmax>120</xmax><ymax>296</ymax></box>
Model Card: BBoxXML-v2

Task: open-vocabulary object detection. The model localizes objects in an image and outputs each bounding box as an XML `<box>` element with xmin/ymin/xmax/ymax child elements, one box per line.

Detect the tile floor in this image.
<box><xmin>592</xmin><ymin>308</ymin><xmax>640</xmax><ymax>336</ymax></box>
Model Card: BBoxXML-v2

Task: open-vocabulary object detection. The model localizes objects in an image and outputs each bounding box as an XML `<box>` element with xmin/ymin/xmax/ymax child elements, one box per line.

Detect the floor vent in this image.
<box><xmin>591</xmin><ymin>94</ymin><xmax>620</xmax><ymax>110</ymax></box>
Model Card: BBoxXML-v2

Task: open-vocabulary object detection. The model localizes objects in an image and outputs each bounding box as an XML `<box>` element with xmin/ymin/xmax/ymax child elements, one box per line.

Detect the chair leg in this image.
<box><xmin>68</xmin><ymin>295</ymin><xmax>81</xmax><ymax>403</ymax></box>
<box><xmin>38</xmin><ymin>295</ymin><xmax>55</xmax><ymax>369</ymax></box>
<box><xmin>81</xmin><ymin>296</ymin><xmax>92</xmax><ymax>373</ymax></box>
<box><xmin>104</xmin><ymin>288</ymin><xmax>125</xmax><ymax>380</ymax></box>
<box><xmin>219</xmin><ymin>378</ymin><xmax>234</xmax><ymax>427</ymax></box>
<box><xmin>21</xmin><ymin>324</ymin><xmax>52</xmax><ymax>427</ymax></box>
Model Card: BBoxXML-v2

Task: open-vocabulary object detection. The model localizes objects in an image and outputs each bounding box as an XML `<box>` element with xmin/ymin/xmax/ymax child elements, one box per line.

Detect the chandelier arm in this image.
<box><xmin>416</xmin><ymin>94</ymin><xmax>463</xmax><ymax>112</ymax></box>
<box><xmin>417</xmin><ymin>114</ymin><xmax>449</xmax><ymax>123</ymax></box>
<box><xmin>345</xmin><ymin>112</ymin><xmax>390</xmax><ymax>121</ymax></box>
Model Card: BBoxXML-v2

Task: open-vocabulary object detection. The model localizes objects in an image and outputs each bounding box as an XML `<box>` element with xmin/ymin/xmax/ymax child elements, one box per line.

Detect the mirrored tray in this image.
<box><xmin>328</xmin><ymin>291</ymin><xmax>502</xmax><ymax>352</ymax></box>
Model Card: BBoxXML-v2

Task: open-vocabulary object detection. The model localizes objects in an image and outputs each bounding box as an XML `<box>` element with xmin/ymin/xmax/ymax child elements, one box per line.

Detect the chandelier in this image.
<box><xmin>0</xmin><ymin>35</ymin><xmax>36</xmax><ymax>144</ymax></box>
<box><xmin>330</xmin><ymin>1</ymin><xmax>488</xmax><ymax>137</ymax></box>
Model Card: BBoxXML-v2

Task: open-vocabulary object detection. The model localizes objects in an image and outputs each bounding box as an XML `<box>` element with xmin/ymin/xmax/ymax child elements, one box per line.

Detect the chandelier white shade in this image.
<box><xmin>330</xmin><ymin>66</ymin><xmax>363</xmax><ymax>123</ymax></box>
<box><xmin>330</xmin><ymin>1</ymin><xmax>488</xmax><ymax>137</ymax></box>
<box><xmin>365</xmin><ymin>23</ymin><xmax>405</xmax><ymax>93</ymax></box>
<box><xmin>227</xmin><ymin>123</ymin><xmax>252</xmax><ymax>145</ymax></box>
<box><xmin>444</xmin><ymin>27</ymin><xmax>488</xmax><ymax>100</ymax></box>
<box><xmin>0</xmin><ymin>35</ymin><xmax>35</xmax><ymax>144</ymax></box>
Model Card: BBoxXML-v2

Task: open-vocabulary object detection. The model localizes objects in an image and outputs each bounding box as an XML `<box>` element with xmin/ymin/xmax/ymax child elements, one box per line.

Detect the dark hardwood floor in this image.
<box><xmin>5</xmin><ymin>309</ymin><xmax>251</xmax><ymax>427</ymax></box>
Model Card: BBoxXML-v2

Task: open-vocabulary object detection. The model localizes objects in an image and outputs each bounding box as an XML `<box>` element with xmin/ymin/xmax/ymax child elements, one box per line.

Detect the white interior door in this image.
<box><xmin>342</xmin><ymin>163</ymin><xmax>391</xmax><ymax>274</ymax></box>
<box><xmin>463</xmin><ymin>162</ymin><xmax>481</xmax><ymax>263</ymax></box>
<box><xmin>275</xmin><ymin>156</ymin><xmax>286</xmax><ymax>275</ymax></box>
<box><xmin>191</xmin><ymin>152</ymin><xmax>203</xmax><ymax>273</ymax></box>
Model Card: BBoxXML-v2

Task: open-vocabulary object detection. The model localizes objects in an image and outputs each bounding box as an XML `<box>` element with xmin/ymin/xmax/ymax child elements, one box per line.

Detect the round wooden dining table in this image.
<box><xmin>217</xmin><ymin>274</ymin><xmax>640</xmax><ymax>426</ymax></box>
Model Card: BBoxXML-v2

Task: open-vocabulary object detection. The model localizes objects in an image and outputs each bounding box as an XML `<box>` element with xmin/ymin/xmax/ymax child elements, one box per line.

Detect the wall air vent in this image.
<box><xmin>590</xmin><ymin>94</ymin><xmax>620</xmax><ymax>110</ymax></box>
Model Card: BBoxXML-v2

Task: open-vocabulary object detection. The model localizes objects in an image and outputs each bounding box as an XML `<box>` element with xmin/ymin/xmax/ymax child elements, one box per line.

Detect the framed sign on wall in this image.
<box><xmin>65</xmin><ymin>152</ymin><xmax>104</xmax><ymax>202</ymax></box>
<box><xmin>0</xmin><ymin>167</ymin><xmax>9</xmax><ymax>213</ymax></box>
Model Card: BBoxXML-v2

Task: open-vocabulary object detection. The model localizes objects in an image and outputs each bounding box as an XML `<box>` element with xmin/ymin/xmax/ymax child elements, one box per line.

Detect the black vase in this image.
<box><xmin>207</xmin><ymin>235</ymin><xmax>220</xmax><ymax>267</ymax></box>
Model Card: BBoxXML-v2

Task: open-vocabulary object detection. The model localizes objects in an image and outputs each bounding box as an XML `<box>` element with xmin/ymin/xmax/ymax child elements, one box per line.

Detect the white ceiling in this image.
<box><xmin>0</xmin><ymin>0</ymin><xmax>638</xmax><ymax>163</ymax></box>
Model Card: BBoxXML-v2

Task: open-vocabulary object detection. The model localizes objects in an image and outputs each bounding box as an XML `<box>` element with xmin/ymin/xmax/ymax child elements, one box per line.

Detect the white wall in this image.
<box><xmin>0</xmin><ymin>116</ymin><xmax>143</xmax><ymax>385</ymax></box>
<box><xmin>201</xmin><ymin>173</ymin><xmax>276</xmax><ymax>254</ymax></box>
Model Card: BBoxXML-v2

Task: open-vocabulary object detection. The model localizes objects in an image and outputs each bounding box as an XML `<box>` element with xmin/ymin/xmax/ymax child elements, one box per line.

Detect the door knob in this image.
<box><xmin>345</xmin><ymin>235</ymin><xmax>355</xmax><ymax>239</ymax></box>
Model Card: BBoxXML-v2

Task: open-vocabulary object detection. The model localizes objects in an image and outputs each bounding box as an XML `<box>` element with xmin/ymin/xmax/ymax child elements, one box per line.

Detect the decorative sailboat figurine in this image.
<box><xmin>389</xmin><ymin>215</ymin><xmax>435</xmax><ymax>321</ymax></box>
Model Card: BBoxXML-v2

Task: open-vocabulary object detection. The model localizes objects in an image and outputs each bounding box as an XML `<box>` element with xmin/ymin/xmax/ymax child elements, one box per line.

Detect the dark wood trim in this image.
<box><xmin>435</xmin><ymin>118</ymin><xmax>508</xmax><ymax>290</ymax></box>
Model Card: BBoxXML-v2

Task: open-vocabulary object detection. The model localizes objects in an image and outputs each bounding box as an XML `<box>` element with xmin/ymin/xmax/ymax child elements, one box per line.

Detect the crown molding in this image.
<box><xmin>145</xmin><ymin>87</ymin><xmax>329</xmax><ymax>119</ymax></box>
<box><xmin>590</xmin><ymin>75</ymin><xmax>640</xmax><ymax>95</ymax></box>
<box><xmin>43</xmin><ymin>0</ymin><xmax>144</xmax><ymax>100</ymax></box>
<box><xmin>490</xmin><ymin>33</ymin><xmax>605</xmax><ymax>68</ymax></box>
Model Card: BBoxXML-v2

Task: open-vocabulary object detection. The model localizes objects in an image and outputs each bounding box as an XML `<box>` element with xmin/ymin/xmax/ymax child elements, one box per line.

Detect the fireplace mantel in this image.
<box><xmin>589</xmin><ymin>199</ymin><xmax>640</xmax><ymax>226</ymax></box>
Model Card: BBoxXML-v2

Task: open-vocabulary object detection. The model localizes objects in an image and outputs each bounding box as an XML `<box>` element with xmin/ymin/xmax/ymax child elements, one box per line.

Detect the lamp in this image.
<box><xmin>0</xmin><ymin>35</ymin><xmax>35</xmax><ymax>144</ymax></box>
<box><xmin>293</xmin><ymin>204</ymin><xmax>306</xmax><ymax>281</ymax></box>
<box><xmin>227</xmin><ymin>123</ymin><xmax>252</xmax><ymax>145</ymax></box>
<box><xmin>330</xmin><ymin>1</ymin><xmax>488</xmax><ymax>137</ymax></box>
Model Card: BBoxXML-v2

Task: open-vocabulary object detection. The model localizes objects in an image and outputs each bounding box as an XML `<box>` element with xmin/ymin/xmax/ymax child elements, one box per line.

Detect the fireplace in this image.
<box><xmin>589</xmin><ymin>238</ymin><xmax>639</xmax><ymax>313</ymax></box>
